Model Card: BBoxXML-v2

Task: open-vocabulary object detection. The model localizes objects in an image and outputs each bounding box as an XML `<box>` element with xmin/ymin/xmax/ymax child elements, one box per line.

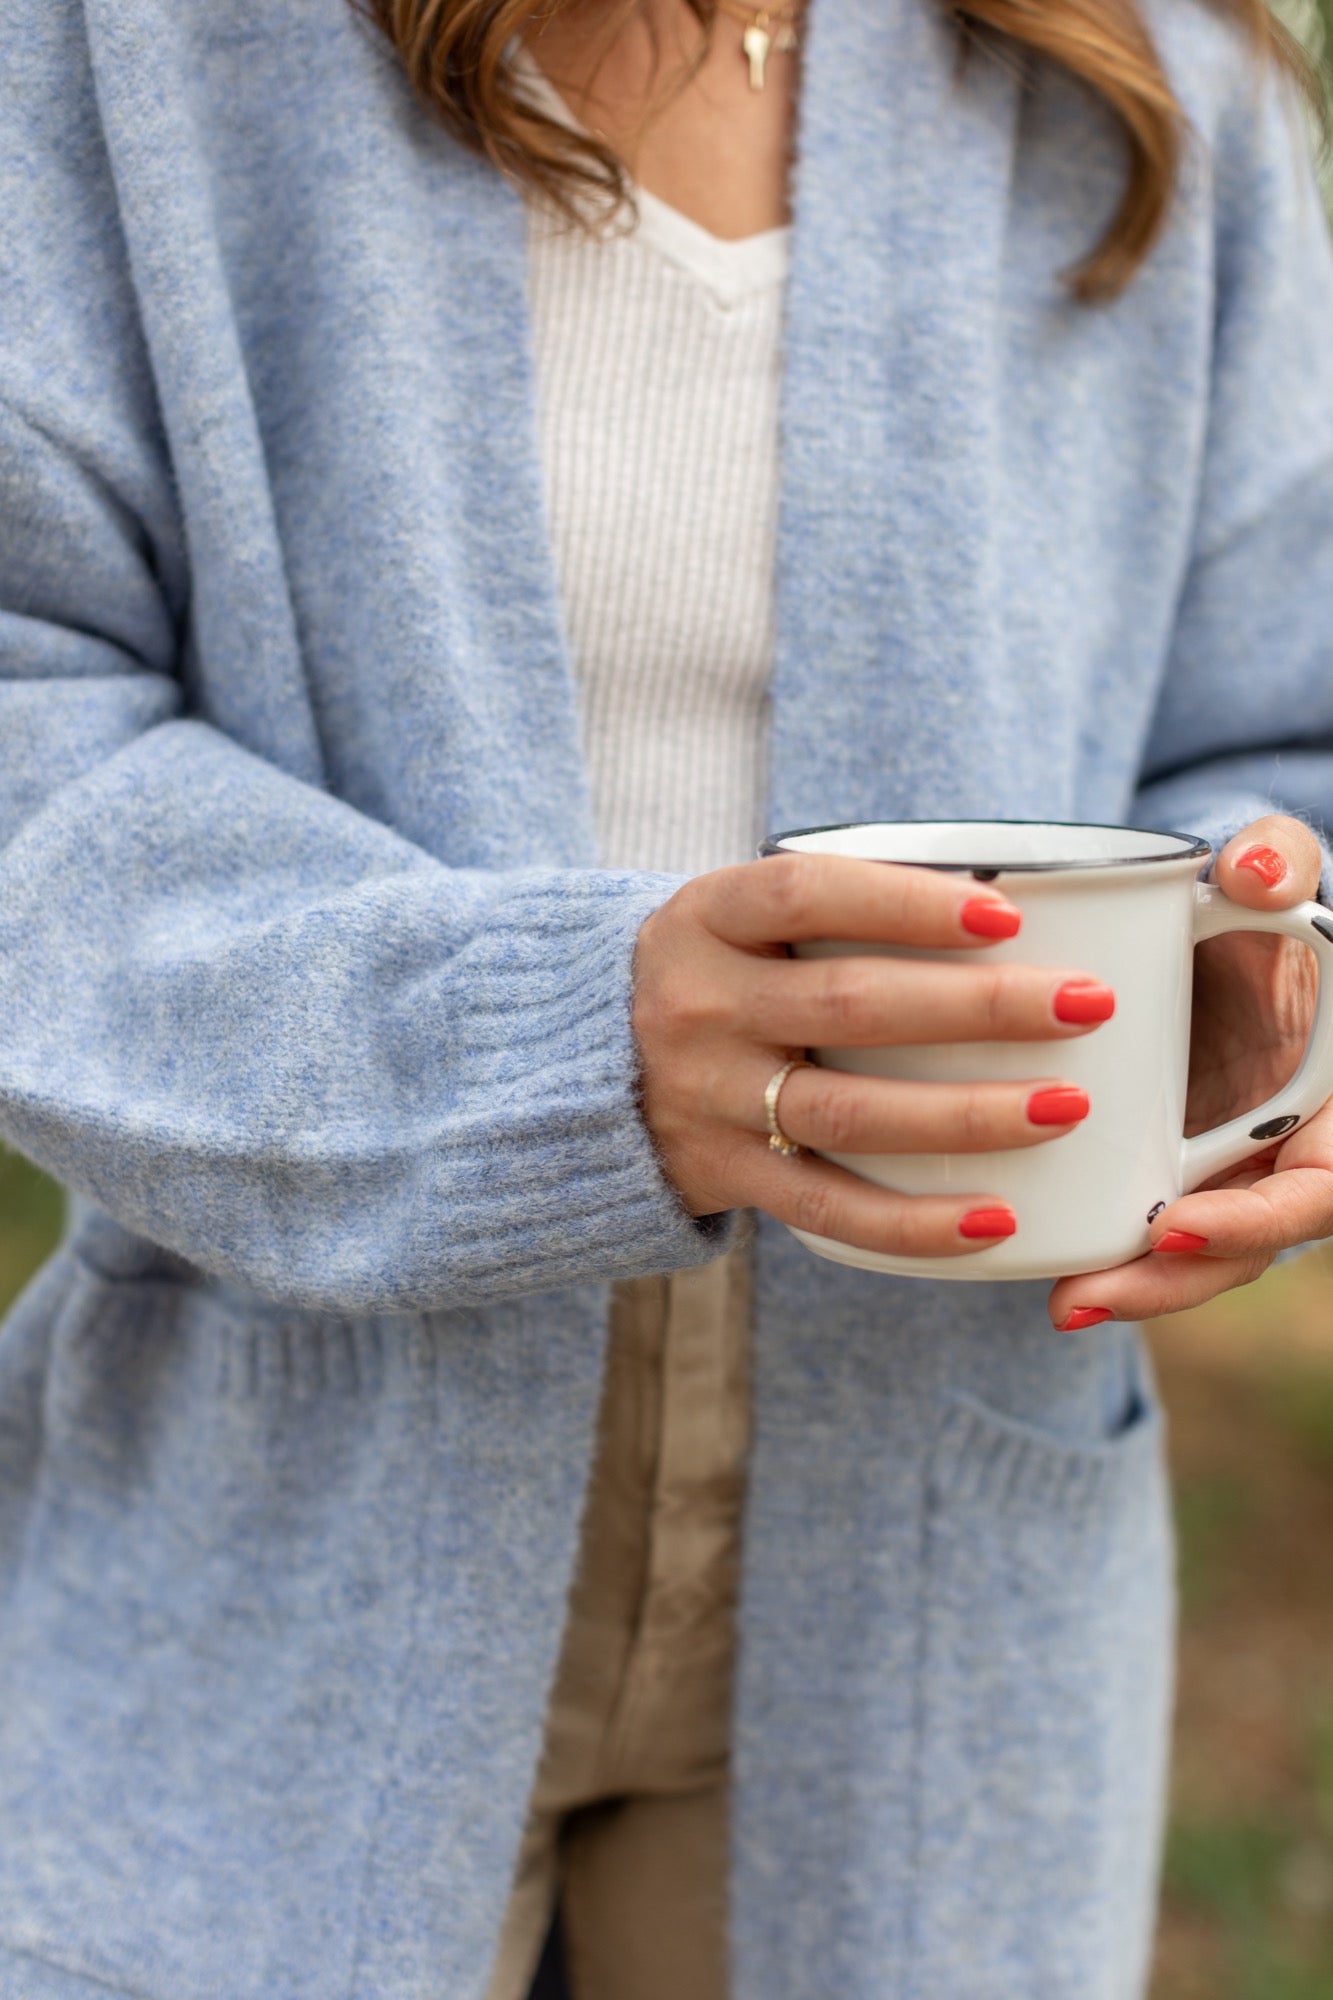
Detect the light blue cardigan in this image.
<box><xmin>1</xmin><ymin>0</ymin><xmax>1332</xmax><ymax>1994</ymax></box>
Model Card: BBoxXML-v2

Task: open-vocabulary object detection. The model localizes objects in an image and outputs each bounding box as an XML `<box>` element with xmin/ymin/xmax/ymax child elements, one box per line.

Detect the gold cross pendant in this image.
<box><xmin>742</xmin><ymin>21</ymin><xmax>772</xmax><ymax>89</ymax></box>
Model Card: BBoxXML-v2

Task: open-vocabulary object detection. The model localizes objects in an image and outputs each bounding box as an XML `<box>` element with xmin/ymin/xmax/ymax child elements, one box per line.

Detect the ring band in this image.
<box><xmin>765</xmin><ymin>1058</ymin><xmax>812</xmax><ymax>1156</ymax></box>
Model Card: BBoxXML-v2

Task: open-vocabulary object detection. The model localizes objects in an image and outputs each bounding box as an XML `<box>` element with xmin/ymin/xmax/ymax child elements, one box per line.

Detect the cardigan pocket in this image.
<box><xmin>0</xmin><ymin>1253</ymin><xmax>434</xmax><ymax>2000</ymax></box>
<box><xmin>907</xmin><ymin>1374</ymin><xmax>1173</xmax><ymax>2000</ymax></box>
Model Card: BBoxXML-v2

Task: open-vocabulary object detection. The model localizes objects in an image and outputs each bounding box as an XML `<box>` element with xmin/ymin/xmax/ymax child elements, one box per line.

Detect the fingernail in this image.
<box><xmin>958</xmin><ymin>1206</ymin><xmax>1017</xmax><ymax>1239</ymax></box>
<box><xmin>1026</xmin><ymin>1085</ymin><xmax>1091</xmax><ymax>1126</ymax></box>
<box><xmin>1154</xmin><ymin>1229</ymin><xmax>1209</xmax><ymax>1253</ymax></box>
<box><xmin>1057</xmin><ymin>1306</ymin><xmax>1115</xmax><ymax>1331</ymax></box>
<box><xmin>1236</xmin><ymin>845</ymin><xmax>1287</xmax><ymax>889</ymax></box>
<box><xmin>1053</xmin><ymin>980</ymin><xmax>1116</xmax><ymax>1025</ymax></box>
<box><xmin>960</xmin><ymin>898</ymin><xmax>1021</xmax><ymax>939</ymax></box>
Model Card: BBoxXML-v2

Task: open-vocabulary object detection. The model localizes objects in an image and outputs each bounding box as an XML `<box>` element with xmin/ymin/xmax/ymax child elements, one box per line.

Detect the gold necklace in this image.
<box><xmin>716</xmin><ymin>0</ymin><xmax>802</xmax><ymax>90</ymax></box>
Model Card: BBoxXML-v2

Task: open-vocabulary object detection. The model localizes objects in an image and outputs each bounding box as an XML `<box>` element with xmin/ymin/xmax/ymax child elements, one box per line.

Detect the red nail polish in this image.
<box><xmin>961</xmin><ymin>898</ymin><xmax>1021</xmax><ymax>939</ymax></box>
<box><xmin>1053</xmin><ymin>981</ymin><xmax>1116</xmax><ymax>1025</ymax></box>
<box><xmin>1057</xmin><ymin>1307</ymin><xmax>1114</xmax><ymax>1331</ymax></box>
<box><xmin>1026</xmin><ymin>1085</ymin><xmax>1091</xmax><ymax>1126</ymax></box>
<box><xmin>958</xmin><ymin>1207</ymin><xmax>1017</xmax><ymax>1239</ymax></box>
<box><xmin>1154</xmin><ymin>1229</ymin><xmax>1209</xmax><ymax>1253</ymax></box>
<box><xmin>1236</xmin><ymin>845</ymin><xmax>1287</xmax><ymax>889</ymax></box>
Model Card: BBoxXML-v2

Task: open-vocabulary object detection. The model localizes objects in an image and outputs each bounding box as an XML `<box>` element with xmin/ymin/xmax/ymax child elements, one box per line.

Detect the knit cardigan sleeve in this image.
<box><xmin>1130</xmin><ymin>59</ymin><xmax>1333</xmax><ymax>896</ymax></box>
<box><xmin>0</xmin><ymin>10</ymin><xmax>727</xmax><ymax>1314</ymax></box>
<box><xmin>0</xmin><ymin>393</ymin><xmax>729</xmax><ymax>1313</ymax></box>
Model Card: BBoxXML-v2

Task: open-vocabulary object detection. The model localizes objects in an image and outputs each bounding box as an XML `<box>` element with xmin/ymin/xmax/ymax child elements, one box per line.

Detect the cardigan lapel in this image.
<box><xmin>90</xmin><ymin>0</ymin><xmax>605</xmax><ymax>874</ymax></box>
<box><xmin>97</xmin><ymin>0</ymin><xmax>1024</xmax><ymax>874</ymax></box>
<box><xmin>324</xmin><ymin>0</ymin><xmax>1025</xmax><ymax>870</ymax></box>
<box><xmin>736</xmin><ymin>7</ymin><xmax>1026</xmax><ymax>1990</ymax></box>
<box><xmin>769</xmin><ymin>0</ymin><xmax>1023</xmax><ymax>838</ymax></box>
<box><xmin>225</xmin><ymin>0</ymin><xmax>1023</xmax><ymax>870</ymax></box>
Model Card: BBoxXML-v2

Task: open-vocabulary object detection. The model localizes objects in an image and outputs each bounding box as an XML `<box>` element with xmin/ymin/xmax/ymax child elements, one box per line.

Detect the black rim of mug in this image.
<box><xmin>758</xmin><ymin>819</ymin><xmax>1213</xmax><ymax>877</ymax></box>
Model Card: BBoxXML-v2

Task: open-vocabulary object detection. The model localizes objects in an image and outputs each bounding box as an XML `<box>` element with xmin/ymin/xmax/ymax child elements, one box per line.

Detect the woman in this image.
<box><xmin>0</xmin><ymin>0</ymin><xmax>1331</xmax><ymax>1992</ymax></box>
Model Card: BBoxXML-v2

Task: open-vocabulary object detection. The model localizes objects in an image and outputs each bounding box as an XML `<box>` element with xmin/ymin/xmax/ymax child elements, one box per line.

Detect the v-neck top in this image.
<box><xmin>518</xmin><ymin>53</ymin><xmax>790</xmax><ymax>876</ymax></box>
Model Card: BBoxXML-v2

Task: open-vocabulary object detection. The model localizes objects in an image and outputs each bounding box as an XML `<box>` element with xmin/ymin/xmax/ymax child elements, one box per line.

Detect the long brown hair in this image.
<box><xmin>357</xmin><ymin>0</ymin><xmax>1322</xmax><ymax>301</ymax></box>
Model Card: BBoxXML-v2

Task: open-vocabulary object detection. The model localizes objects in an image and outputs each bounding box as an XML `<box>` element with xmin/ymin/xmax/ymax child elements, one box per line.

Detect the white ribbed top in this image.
<box><xmin>520</xmin><ymin>61</ymin><xmax>789</xmax><ymax>877</ymax></box>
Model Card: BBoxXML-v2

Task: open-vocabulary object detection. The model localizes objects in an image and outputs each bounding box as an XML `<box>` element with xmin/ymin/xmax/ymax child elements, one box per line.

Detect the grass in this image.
<box><xmin>1149</xmin><ymin>1253</ymin><xmax>1333</xmax><ymax>1999</ymax></box>
<box><xmin>1262</xmin><ymin>1368</ymin><xmax>1333</xmax><ymax>1474</ymax></box>
<box><xmin>0</xmin><ymin>1144</ymin><xmax>65</xmax><ymax>1316</ymax></box>
<box><xmin>1173</xmin><ymin>1471</ymin><xmax>1259</xmax><ymax>1616</ymax></box>
<box><xmin>1162</xmin><ymin>1794</ymin><xmax>1333</xmax><ymax>1999</ymax></box>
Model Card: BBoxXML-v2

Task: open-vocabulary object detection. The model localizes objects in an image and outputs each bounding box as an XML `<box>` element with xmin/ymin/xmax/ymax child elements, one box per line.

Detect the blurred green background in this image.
<box><xmin>0</xmin><ymin>3</ymin><xmax>1331</xmax><ymax>1991</ymax></box>
<box><xmin>1153</xmin><ymin>3</ymin><xmax>1333</xmax><ymax>1985</ymax></box>
<box><xmin>1288</xmin><ymin>0</ymin><xmax>1333</xmax><ymax>208</ymax></box>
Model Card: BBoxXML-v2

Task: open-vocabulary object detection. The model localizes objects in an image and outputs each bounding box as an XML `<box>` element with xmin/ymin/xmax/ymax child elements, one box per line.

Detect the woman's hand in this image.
<box><xmin>1047</xmin><ymin>813</ymin><xmax>1333</xmax><ymax>1330</ymax></box>
<box><xmin>632</xmin><ymin>853</ymin><xmax>1112</xmax><ymax>1262</ymax></box>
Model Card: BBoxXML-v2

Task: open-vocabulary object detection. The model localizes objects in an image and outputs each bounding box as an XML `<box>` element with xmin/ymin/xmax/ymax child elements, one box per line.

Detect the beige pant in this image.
<box><xmin>486</xmin><ymin>1242</ymin><xmax>752</xmax><ymax>2000</ymax></box>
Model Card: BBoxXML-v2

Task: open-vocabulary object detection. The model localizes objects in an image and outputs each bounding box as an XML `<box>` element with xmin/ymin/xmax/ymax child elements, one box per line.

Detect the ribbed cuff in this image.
<box><xmin>411</xmin><ymin>869</ymin><xmax>738</xmax><ymax>1303</ymax></box>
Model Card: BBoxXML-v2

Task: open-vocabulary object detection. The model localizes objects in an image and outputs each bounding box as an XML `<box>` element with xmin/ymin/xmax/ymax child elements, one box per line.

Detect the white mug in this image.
<box><xmin>762</xmin><ymin>820</ymin><xmax>1333</xmax><ymax>1281</ymax></box>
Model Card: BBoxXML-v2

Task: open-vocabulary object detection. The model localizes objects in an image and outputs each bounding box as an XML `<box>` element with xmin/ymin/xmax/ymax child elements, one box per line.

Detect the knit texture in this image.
<box><xmin>0</xmin><ymin>0</ymin><xmax>1331</xmax><ymax>1995</ymax></box>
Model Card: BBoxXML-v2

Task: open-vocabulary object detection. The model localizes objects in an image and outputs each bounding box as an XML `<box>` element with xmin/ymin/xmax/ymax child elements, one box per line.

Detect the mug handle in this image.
<box><xmin>1180</xmin><ymin>880</ymin><xmax>1333</xmax><ymax>1191</ymax></box>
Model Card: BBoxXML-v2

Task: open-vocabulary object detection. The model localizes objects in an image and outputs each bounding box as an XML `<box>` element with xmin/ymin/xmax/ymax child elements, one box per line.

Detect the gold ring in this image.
<box><xmin>765</xmin><ymin>1058</ymin><xmax>812</xmax><ymax>1156</ymax></box>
